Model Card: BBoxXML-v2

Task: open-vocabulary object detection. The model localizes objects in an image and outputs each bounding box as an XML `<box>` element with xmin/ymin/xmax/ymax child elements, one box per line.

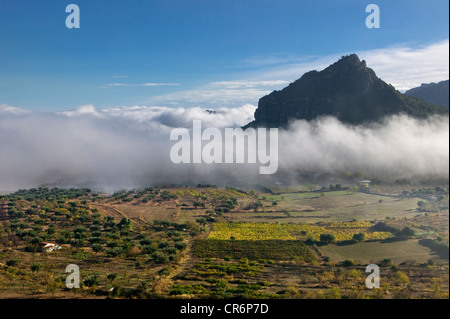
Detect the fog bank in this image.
<box><xmin>0</xmin><ymin>104</ymin><xmax>448</xmax><ymax>192</ymax></box>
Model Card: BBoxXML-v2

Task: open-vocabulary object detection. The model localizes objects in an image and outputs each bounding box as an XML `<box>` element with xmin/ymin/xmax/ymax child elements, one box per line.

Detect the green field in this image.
<box><xmin>193</xmin><ymin>239</ymin><xmax>317</xmax><ymax>261</ymax></box>
<box><xmin>318</xmin><ymin>239</ymin><xmax>440</xmax><ymax>264</ymax></box>
<box><xmin>229</xmin><ymin>191</ymin><xmax>425</xmax><ymax>223</ymax></box>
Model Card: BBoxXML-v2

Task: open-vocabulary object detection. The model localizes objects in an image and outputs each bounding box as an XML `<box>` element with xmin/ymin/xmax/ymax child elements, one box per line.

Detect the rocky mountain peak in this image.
<box><xmin>244</xmin><ymin>54</ymin><xmax>447</xmax><ymax>128</ymax></box>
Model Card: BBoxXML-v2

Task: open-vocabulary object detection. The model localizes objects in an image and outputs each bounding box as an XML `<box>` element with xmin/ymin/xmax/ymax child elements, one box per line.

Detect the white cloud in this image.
<box><xmin>358</xmin><ymin>39</ymin><xmax>450</xmax><ymax>91</ymax></box>
<box><xmin>185</xmin><ymin>39</ymin><xmax>449</xmax><ymax>107</ymax></box>
<box><xmin>233</xmin><ymin>53</ymin><xmax>317</xmax><ymax>68</ymax></box>
<box><xmin>149</xmin><ymin>87</ymin><xmax>271</xmax><ymax>109</ymax></box>
<box><xmin>147</xmin><ymin>79</ymin><xmax>292</xmax><ymax>108</ymax></box>
<box><xmin>59</xmin><ymin>104</ymin><xmax>256</xmax><ymax>132</ymax></box>
<box><xmin>0</xmin><ymin>104</ymin><xmax>30</xmax><ymax>115</ymax></box>
<box><xmin>59</xmin><ymin>104</ymin><xmax>100</xmax><ymax>117</ymax></box>
<box><xmin>101</xmin><ymin>82</ymin><xmax>181</xmax><ymax>88</ymax></box>
<box><xmin>209</xmin><ymin>80</ymin><xmax>290</xmax><ymax>89</ymax></box>
<box><xmin>249</xmin><ymin>39</ymin><xmax>450</xmax><ymax>92</ymax></box>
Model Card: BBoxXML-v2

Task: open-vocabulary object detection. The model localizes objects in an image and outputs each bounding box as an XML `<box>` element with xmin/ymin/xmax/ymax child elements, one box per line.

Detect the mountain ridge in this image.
<box><xmin>245</xmin><ymin>54</ymin><xmax>448</xmax><ymax>128</ymax></box>
<box><xmin>405</xmin><ymin>80</ymin><xmax>449</xmax><ymax>108</ymax></box>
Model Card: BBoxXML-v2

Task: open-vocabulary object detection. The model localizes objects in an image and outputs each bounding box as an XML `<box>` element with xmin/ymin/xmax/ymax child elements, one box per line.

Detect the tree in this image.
<box><xmin>92</xmin><ymin>243</ymin><xmax>103</xmax><ymax>252</ymax></box>
<box><xmin>399</xmin><ymin>226</ymin><xmax>415</xmax><ymax>238</ymax></box>
<box><xmin>118</xmin><ymin>217</ymin><xmax>132</xmax><ymax>231</ymax></box>
<box><xmin>174</xmin><ymin>242</ymin><xmax>187</xmax><ymax>251</ymax></box>
<box><xmin>352</xmin><ymin>233</ymin><xmax>365</xmax><ymax>243</ymax></box>
<box><xmin>106</xmin><ymin>247</ymin><xmax>123</xmax><ymax>257</ymax></box>
<box><xmin>152</xmin><ymin>251</ymin><xmax>169</xmax><ymax>264</ymax></box>
<box><xmin>107</xmin><ymin>273</ymin><xmax>118</xmax><ymax>283</ymax></box>
<box><xmin>272</xmin><ymin>201</ymin><xmax>278</xmax><ymax>207</ymax></box>
<box><xmin>320</xmin><ymin>233</ymin><xmax>336</xmax><ymax>245</ymax></box>
<box><xmin>254</xmin><ymin>201</ymin><xmax>263</xmax><ymax>212</ymax></box>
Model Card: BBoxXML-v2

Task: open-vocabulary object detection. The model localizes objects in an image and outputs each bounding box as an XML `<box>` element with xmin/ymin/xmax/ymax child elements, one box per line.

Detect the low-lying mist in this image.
<box><xmin>0</xmin><ymin>104</ymin><xmax>448</xmax><ymax>193</ymax></box>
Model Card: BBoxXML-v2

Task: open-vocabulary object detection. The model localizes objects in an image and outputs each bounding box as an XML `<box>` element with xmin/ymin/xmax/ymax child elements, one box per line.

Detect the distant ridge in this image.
<box><xmin>405</xmin><ymin>80</ymin><xmax>449</xmax><ymax>108</ymax></box>
<box><xmin>245</xmin><ymin>54</ymin><xmax>448</xmax><ymax>128</ymax></box>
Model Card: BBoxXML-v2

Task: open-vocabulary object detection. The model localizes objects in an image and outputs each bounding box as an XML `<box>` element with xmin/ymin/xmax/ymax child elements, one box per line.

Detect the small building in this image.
<box><xmin>39</xmin><ymin>242</ymin><xmax>61</xmax><ymax>252</ymax></box>
<box><xmin>359</xmin><ymin>180</ymin><xmax>371</xmax><ymax>192</ymax></box>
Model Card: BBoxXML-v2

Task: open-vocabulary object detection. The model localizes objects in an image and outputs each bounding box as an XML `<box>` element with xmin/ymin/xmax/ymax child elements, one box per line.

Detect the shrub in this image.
<box><xmin>91</xmin><ymin>231</ymin><xmax>102</xmax><ymax>237</ymax></box>
<box><xmin>6</xmin><ymin>259</ymin><xmax>19</xmax><ymax>267</ymax></box>
<box><xmin>399</xmin><ymin>226</ymin><xmax>415</xmax><ymax>237</ymax></box>
<box><xmin>83</xmin><ymin>274</ymin><xmax>99</xmax><ymax>287</ymax></box>
<box><xmin>136</xmin><ymin>280</ymin><xmax>149</xmax><ymax>291</ymax></box>
<box><xmin>141</xmin><ymin>245</ymin><xmax>156</xmax><ymax>254</ymax></box>
<box><xmin>152</xmin><ymin>251</ymin><xmax>170</xmax><ymax>264</ymax></box>
<box><xmin>341</xmin><ymin>259</ymin><xmax>355</xmax><ymax>267</ymax></box>
<box><xmin>92</xmin><ymin>243</ymin><xmax>103</xmax><ymax>252</ymax></box>
<box><xmin>106</xmin><ymin>247</ymin><xmax>123</xmax><ymax>257</ymax></box>
<box><xmin>164</xmin><ymin>247</ymin><xmax>177</xmax><ymax>255</ymax></box>
<box><xmin>30</xmin><ymin>262</ymin><xmax>43</xmax><ymax>272</ymax></box>
<box><xmin>106</xmin><ymin>241</ymin><xmax>119</xmax><ymax>248</ymax></box>
<box><xmin>352</xmin><ymin>233</ymin><xmax>365</xmax><ymax>242</ymax></box>
<box><xmin>88</xmin><ymin>237</ymin><xmax>103</xmax><ymax>244</ymax></box>
<box><xmin>380</xmin><ymin>258</ymin><xmax>392</xmax><ymax>266</ymax></box>
<box><xmin>158</xmin><ymin>241</ymin><xmax>169</xmax><ymax>249</ymax></box>
<box><xmin>139</xmin><ymin>238</ymin><xmax>152</xmax><ymax>246</ymax></box>
<box><xmin>74</xmin><ymin>226</ymin><xmax>87</xmax><ymax>234</ymax></box>
<box><xmin>174</xmin><ymin>242</ymin><xmax>187</xmax><ymax>251</ymax></box>
<box><xmin>320</xmin><ymin>233</ymin><xmax>336</xmax><ymax>244</ymax></box>
<box><xmin>90</xmin><ymin>225</ymin><xmax>101</xmax><ymax>232</ymax></box>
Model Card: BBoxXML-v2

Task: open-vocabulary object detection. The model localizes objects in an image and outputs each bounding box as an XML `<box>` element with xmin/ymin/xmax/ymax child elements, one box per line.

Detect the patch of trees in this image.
<box><xmin>371</xmin><ymin>222</ymin><xmax>399</xmax><ymax>234</ymax></box>
<box><xmin>197</xmin><ymin>184</ymin><xmax>217</xmax><ymax>188</ymax></box>
<box><xmin>153</xmin><ymin>220</ymin><xmax>191</xmax><ymax>231</ymax></box>
<box><xmin>214</xmin><ymin>196</ymin><xmax>237</xmax><ymax>213</ymax></box>
<box><xmin>372</xmin><ymin>222</ymin><xmax>417</xmax><ymax>241</ymax></box>
<box><xmin>319</xmin><ymin>233</ymin><xmax>336</xmax><ymax>245</ymax></box>
<box><xmin>2</xmin><ymin>187</ymin><xmax>91</xmax><ymax>202</ymax></box>
<box><xmin>225</xmin><ymin>186</ymin><xmax>247</xmax><ymax>195</ymax></box>
<box><xmin>419</xmin><ymin>239</ymin><xmax>449</xmax><ymax>260</ymax></box>
<box><xmin>2</xmin><ymin>189</ymin><xmax>188</xmax><ymax>264</ymax></box>
<box><xmin>111</xmin><ymin>187</ymin><xmax>180</xmax><ymax>203</ymax></box>
<box><xmin>160</xmin><ymin>190</ymin><xmax>178</xmax><ymax>201</ymax></box>
<box><xmin>401</xmin><ymin>187</ymin><xmax>449</xmax><ymax>199</ymax></box>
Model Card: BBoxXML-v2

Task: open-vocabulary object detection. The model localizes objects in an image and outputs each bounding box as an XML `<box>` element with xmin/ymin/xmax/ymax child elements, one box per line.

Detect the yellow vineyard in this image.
<box><xmin>207</xmin><ymin>221</ymin><xmax>393</xmax><ymax>242</ymax></box>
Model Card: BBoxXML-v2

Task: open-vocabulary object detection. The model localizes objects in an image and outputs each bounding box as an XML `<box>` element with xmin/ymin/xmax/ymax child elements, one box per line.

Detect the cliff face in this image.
<box><xmin>245</xmin><ymin>54</ymin><xmax>447</xmax><ymax>128</ymax></box>
<box><xmin>405</xmin><ymin>80</ymin><xmax>449</xmax><ymax>108</ymax></box>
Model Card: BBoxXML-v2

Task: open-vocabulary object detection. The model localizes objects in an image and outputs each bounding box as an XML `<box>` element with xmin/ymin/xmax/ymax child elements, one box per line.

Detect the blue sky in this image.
<box><xmin>0</xmin><ymin>0</ymin><xmax>448</xmax><ymax>111</ymax></box>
